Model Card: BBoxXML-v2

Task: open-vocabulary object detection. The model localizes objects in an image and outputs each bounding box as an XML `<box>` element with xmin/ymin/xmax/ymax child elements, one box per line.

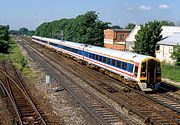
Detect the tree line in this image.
<box><xmin>34</xmin><ymin>11</ymin><xmax>110</xmax><ymax>46</ymax></box>
<box><xmin>0</xmin><ymin>25</ymin><xmax>10</xmax><ymax>53</ymax></box>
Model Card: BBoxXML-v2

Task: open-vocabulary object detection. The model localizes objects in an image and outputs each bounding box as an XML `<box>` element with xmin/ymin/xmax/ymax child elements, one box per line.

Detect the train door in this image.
<box><xmin>147</xmin><ymin>60</ymin><xmax>157</xmax><ymax>83</ymax></box>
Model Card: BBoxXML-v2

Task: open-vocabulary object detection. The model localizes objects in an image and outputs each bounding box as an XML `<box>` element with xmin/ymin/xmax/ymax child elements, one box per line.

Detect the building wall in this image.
<box><xmin>104</xmin><ymin>30</ymin><xmax>114</xmax><ymax>39</ymax></box>
<box><xmin>104</xmin><ymin>29</ymin><xmax>130</xmax><ymax>51</ymax></box>
<box><xmin>126</xmin><ymin>41</ymin><xmax>134</xmax><ymax>52</ymax></box>
<box><xmin>156</xmin><ymin>45</ymin><xmax>175</xmax><ymax>64</ymax></box>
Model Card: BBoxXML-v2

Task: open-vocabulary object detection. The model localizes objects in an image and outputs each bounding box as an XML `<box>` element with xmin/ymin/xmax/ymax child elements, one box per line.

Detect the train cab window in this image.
<box><xmin>116</xmin><ymin>61</ymin><xmax>121</xmax><ymax>68</ymax></box>
<box><xmin>156</xmin><ymin>63</ymin><xmax>161</xmax><ymax>75</ymax></box>
<box><xmin>103</xmin><ymin>57</ymin><xmax>106</xmax><ymax>63</ymax></box>
<box><xmin>107</xmin><ymin>58</ymin><xmax>111</xmax><ymax>65</ymax></box>
<box><xmin>112</xmin><ymin>59</ymin><xmax>116</xmax><ymax>66</ymax></box>
<box><xmin>122</xmin><ymin>62</ymin><xmax>127</xmax><ymax>70</ymax></box>
<box><xmin>141</xmin><ymin>62</ymin><xmax>146</xmax><ymax>77</ymax></box>
<box><xmin>134</xmin><ymin>66</ymin><xmax>138</xmax><ymax>76</ymax></box>
<box><xmin>99</xmin><ymin>56</ymin><xmax>102</xmax><ymax>62</ymax></box>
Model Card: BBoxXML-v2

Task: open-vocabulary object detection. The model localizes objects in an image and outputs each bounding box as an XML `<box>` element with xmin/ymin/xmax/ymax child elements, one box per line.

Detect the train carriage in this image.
<box><xmin>32</xmin><ymin>36</ymin><xmax>161</xmax><ymax>91</ymax></box>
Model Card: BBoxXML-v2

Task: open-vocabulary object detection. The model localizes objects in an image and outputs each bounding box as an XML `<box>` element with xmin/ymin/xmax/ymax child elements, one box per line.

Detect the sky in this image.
<box><xmin>0</xmin><ymin>0</ymin><xmax>180</xmax><ymax>30</ymax></box>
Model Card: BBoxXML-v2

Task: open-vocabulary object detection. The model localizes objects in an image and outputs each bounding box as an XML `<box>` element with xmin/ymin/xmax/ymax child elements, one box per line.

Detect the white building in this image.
<box><xmin>125</xmin><ymin>26</ymin><xmax>180</xmax><ymax>64</ymax></box>
<box><xmin>156</xmin><ymin>33</ymin><xmax>180</xmax><ymax>64</ymax></box>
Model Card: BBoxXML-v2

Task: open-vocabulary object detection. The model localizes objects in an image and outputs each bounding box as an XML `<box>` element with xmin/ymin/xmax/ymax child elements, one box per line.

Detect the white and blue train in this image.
<box><xmin>32</xmin><ymin>36</ymin><xmax>161</xmax><ymax>91</ymax></box>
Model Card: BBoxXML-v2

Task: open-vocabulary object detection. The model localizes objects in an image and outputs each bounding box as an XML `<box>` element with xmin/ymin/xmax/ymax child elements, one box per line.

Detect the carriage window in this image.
<box><xmin>92</xmin><ymin>54</ymin><xmax>95</xmax><ymax>59</ymax></box>
<box><xmin>141</xmin><ymin>62</ymin><xmax>146</xmax><ymax>77</ymax></box>
<box><xmin>112</xmin><ymin>59</ymin><xmax>116</xmax><ymax>66</ymax></box>
<box><xmin>116</xmin><ymin>61</ymin><xmax>121</xmax><ymax>68</ymax></box>
<box><xmin>86</xmin><ymin>52</ymin><xmax>88</xmax><ymax>57</ymax></box>
<box><xmin>95</xmin><ymin>55</ymin><xmax>99</xmax><ymax>60</ymax></box>
<box><xmin>103</xmin><ymin>57</ymin><xmax>106</xmax><ymax>63</ymax></box>
<box><xmin>75</xmin><ymin>49</ymin><xmax>78</xmax><ymax>53</ymax></box>
<box><xmin>107</xmin><ymin>58</ymin><xmax>111</xmax><ymax>64</ymax></box>
<box><xmin>122</xmin><ymin>62</ymin><xmax>127</xmax><ymax>70</ymax></box>
<box><xmin>134</xmin><ymin>66</ymin><xmax>138</xmax><ymax>76</ymax></box>
<box><xmin>89</xmin><ymin>53</ymin><xmax>92</xmax><ymax>58</ymax></box>
<box><xmin>99</xmin><ymin>56</ymin><xmax>102</xmax><ymax>62</ymax></box>
<box><xmin>128</xmin><ymin>64</ymin><xmax>134</xmax><ymax>73</ymax></box>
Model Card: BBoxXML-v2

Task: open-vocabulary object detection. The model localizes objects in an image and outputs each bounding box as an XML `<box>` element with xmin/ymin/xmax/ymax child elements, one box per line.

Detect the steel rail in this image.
<box><xmin>19</xmin><ymin>36</ymin><xmax>180</xmax><ymax>124</ymax></box>
<box><xmin>18</xmin><ymin>36</ymin><xmax>135</xmax><ymax>125</ymax></box>
<box><xmin>0</xmin><ymin>63</ymin><xmax>47</xmax><ymax>125</ymax></box>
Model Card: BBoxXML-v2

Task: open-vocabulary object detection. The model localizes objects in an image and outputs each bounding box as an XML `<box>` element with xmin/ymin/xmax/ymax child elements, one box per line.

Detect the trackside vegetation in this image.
<box><xmin>0</xmin><ymin>37</ymin><xmax>37</xmax><ymax>79</ymax></box>
<box><xmin>0</xmin><ymin>25</ymin><xmax>10</xmax><ymax>53</ymax></box>
<box><xmin>162</xmin><ymin>63</ymin><xmax>180</xmax><ymax>82</ymax></box>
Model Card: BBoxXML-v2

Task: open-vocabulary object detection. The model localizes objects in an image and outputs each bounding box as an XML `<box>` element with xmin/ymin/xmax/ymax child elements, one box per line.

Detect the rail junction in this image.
<box><xmin>0</xmin><ymin>60</ymin><xmax>47</xmax><ymax>125</ymax></box>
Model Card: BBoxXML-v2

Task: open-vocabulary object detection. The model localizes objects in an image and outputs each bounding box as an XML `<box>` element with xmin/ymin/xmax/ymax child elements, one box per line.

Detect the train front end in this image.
<box><xmin>138</xmin><ymin>58</ymin><xmax>161</xmax><ymax>91</ymax></box>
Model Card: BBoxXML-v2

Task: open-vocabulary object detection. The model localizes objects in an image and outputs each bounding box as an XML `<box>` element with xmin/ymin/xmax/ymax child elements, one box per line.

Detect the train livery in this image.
<box><xmin>32</xmin><ymin>36</ymin><xmax>161</xmax><ymax>91</ymax></box>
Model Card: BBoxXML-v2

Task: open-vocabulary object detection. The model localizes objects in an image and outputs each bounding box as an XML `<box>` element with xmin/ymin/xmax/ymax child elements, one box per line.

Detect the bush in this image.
<box><xmin>0</xmin><ymin>40</ymin><xmax>9</xmax><ymax>53</ymax></box>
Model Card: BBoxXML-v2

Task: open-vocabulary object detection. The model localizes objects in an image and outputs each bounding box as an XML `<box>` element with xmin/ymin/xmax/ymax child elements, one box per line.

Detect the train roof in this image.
<box><xmin>84</xmin><ymin>45</ymin><xmax>153</xmax><ymax>62</ymax></box>
<box><xmin>32</xmin><ymin>36</ymin><xmax>155</xmax><ymax>62</ymax></box>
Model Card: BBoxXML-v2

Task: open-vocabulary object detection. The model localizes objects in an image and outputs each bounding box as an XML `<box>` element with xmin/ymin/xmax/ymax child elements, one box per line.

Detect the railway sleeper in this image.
<box><xmin>104</xmin><ymin>117</ymin><xmax>119</xmax><ymax>122</ymax></box>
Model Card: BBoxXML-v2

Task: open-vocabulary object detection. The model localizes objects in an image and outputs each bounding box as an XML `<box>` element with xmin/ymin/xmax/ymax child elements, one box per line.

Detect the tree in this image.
<box><xmin>111</xmin><ymin>25</ymin><xmax>123</xmax><ymax>29</ymax></box>
<box><xmin>19</xmin><ymin>27</ymin><xmax>29</xmax><ymax>35</ymax></box>
<box><xmin>125</xmin><ymin>23</ymin><xmax>136</xmax><ymax>29</ymax></box>
<box><xmin>160</xmin><ymin>20</ymin><xmax>175</xmax><ymax>26</ymax></box>
<box><xmin>0</xmin><ymin>25</ymin><xmax>9</xmax><ymax>41</ymax></box>
<box><xmin>171</xmin><ymin>45</ymin><xmax>180</xmax><ymax>66</ymax></box>
<box><xmin>134</xmin><ymin>20</ymin><xmax>162</xmax><ymax>57</ymax></box>
<box><xmin>0</xmin><ymin>25</ymin><xmax>10</xmax><ymax>53</ymax></box>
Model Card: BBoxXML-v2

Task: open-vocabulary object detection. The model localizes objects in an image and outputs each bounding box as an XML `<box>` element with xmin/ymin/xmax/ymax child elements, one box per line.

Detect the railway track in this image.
<box><xmin>0</xmin><ymin>61</ymin><xmax>47</xmax><ymax>125</ymax></box>
<box><xmin>17</xmin><ymin>37</ymin><xmax>136</xmax><ymax>124</ymax></box>
<box><xmin>37</xmin><ymin>47</ymin><xmax>180</xmax><ymax>124</ymax></box>
<box><xmin>18</xmin><ymin>36</ymin><xmax>180</xmax><ymax>124</ymax></box>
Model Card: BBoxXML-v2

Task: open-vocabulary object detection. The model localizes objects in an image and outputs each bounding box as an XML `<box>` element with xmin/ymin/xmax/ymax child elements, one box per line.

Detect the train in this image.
<box><xmin>32</xmin><ymin>35</ymin><xmax>161</xmax><ymax>91</ymax></box>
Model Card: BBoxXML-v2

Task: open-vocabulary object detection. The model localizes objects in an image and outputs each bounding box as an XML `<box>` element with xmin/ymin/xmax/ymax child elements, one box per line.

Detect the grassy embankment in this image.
<box><xmin>0</xmin><ymin>36</ymin><xmax>37</xmax><ymax>79</ymax></box>
<box><xmin>162</xmin><ymin>63</ymin><xmax>180</xmax><ymax>87</ymax></box>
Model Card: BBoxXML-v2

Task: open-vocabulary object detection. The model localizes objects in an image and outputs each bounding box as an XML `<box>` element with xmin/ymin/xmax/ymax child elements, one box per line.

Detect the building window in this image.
<box><xmin>117</xmin><ymin>34</ymin><xmax>125</xmax><ymax>40</ymax></box>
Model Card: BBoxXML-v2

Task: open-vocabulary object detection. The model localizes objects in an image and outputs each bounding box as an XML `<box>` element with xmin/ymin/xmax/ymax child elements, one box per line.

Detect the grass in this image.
<box><xmin>162</xmin><ymin>63</ymin><xmax>180</xmax><ymax>82</ymax></box>
<box><xmin>0</xmin><ymin>36</ymin><xmax>38</xmax><ymax>79</ymax></box>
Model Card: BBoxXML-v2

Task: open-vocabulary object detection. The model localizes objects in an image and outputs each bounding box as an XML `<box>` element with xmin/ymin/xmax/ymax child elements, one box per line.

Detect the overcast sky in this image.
<box><xmin>0</xmin><ymin>0</ymin><xmax>180</xmax><ymax>30</ymax></box>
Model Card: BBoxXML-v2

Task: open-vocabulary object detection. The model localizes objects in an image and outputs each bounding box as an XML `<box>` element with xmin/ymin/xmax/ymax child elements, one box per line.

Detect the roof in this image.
<box><xmin>125</xmin><ymin>25</ymin><xmax>180</xmax><ymax>42</ymax></box>
<box><xmin>161</xmin><ymin>26</ymin><xmax>180</xmax><ymax>38</ymax></box>
<box><xmin>125</xmin><ymin>25</ymin><xmax>140</xmax><ymax>42</ymax></box>
<box><xmin>157</xmin><ymin>33</ymin><xmax>180</xmax><ymax>46</ymax></box>
<box><xmin>105</xmin><ymin>29</ymin><xmax>132</xmax><ymax>32</ymax></box>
